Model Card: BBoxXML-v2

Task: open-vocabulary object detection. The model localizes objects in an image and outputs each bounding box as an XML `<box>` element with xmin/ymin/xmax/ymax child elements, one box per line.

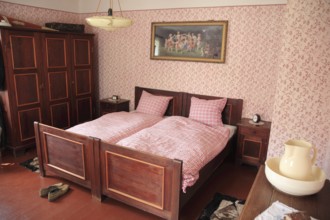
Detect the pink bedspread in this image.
<box><xmin>116</xmin><ymin>116</ymin><xmax>230</xmax><ymax>192</ymax></box>
<box><xmin>67</xmin><ymin>112</ymin><xmax>163</xmax><ymax>143</ymax></box>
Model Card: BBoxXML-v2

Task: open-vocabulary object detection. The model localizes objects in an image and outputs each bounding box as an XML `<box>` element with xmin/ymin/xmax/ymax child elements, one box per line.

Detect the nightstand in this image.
<box><xmin>236</xmin><ymin>118</ymin><xmax>271</xmax><ymax>167</ymax></box>
<box><xmin>99</xmin><ymin>98</ymin><xmax>130</xmax><ymax>116</ymax></box>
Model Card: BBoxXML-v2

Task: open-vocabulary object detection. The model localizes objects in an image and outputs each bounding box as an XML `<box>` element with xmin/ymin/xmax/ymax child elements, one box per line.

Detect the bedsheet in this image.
<box><xmin>67</xmin><ymin>112</ymin><xmax>163</xmax><ymax>143</ymax></box>
<box><xmin>116</xmin><ymin>116</ymin><xmax>230</xmax><ymax>192</ymax></box>
<box><xmin>224</xmin><ymin>124</ymin><xmax>237</xmax><ymax>139</ymax></box>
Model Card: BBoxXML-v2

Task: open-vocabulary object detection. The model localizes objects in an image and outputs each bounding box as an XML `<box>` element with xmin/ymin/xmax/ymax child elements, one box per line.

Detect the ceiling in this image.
<box><xmin>2</xmin><ymin>0</ymin><xmax>287</xmax><ymax>13</ymax></box>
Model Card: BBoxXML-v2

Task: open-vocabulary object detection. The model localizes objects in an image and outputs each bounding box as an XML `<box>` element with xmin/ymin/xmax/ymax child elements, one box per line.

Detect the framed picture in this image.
<box><xmin>150</xmin><ymin>21</ymin><xmax>228</xmax><ymax>63</ymax></box>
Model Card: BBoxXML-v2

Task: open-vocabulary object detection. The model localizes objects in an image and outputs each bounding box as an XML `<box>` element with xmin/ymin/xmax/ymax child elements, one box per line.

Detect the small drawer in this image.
<box><xmin>101</xmin><ymin>103</ymin><xmax>110</xmax><ymax>109</ymax></box>
<box><xmin>239</xmin><ymin>126</ymin><xmax>268</xmax><ymax>137</ymax></box>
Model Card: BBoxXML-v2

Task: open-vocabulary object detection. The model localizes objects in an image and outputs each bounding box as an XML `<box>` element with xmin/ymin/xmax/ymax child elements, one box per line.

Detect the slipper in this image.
<box><xmin>39</xmin><ymin>183</ymin><xmax>63</xmax><ymax>197</ymax></box>
<box><xmin>48</xmin><ymin>184</ymin><xmax>70</xmax><ymax>202</ymax></box>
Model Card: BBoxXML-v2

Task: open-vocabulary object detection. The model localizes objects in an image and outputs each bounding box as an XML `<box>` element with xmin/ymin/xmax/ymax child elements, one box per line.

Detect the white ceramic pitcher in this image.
<box><xmin>279</xmin><ymin>139</ymin><xmax>317</xmax><ymax>180</ymax></box>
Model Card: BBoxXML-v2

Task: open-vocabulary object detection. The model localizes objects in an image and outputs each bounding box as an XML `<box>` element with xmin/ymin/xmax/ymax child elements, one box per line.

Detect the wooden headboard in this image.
<box><xmin>135</xmin><ymin>87</ymin><xmax>243</xmax><ymax>125</ymax></box>
<box><xmin>135</xmin><ymin>86</ymin><xmax>183</xmax><ymax>116</ymax></box>
<box><xmin>182</xmin><ymin>93</ymin><xmax>243</xmax><ymax>126</ymax></box>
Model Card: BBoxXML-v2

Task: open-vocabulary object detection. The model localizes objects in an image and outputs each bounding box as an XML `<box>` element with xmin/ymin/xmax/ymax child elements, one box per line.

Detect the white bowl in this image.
<box><xmin>265</xmin><ymin>157</ymin><xmax>326</xmax><ymax>196</ymax></box>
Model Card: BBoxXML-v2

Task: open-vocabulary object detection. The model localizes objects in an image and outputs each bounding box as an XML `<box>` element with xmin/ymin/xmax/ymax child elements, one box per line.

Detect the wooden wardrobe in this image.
<box><xmin>0</xmin><ymin>27</ymin><xmax>95</xmax><ymax>155</ymax></box>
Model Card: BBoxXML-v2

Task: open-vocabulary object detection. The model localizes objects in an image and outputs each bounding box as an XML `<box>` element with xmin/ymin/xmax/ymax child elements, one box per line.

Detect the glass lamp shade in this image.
<box><xmin>86</xmin><ymin>16</ymin><xmax>132</xmax><ymax>31</ymax></box>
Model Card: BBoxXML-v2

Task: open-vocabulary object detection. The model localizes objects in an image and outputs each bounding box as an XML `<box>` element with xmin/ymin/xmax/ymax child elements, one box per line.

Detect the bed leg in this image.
<box><xmin>169</xmin><ymin>159</ymin><xmax>182</xmax><ymax>220</ymax></box>
<box><xmin>34</xmin><ymin>122</ymin><xmax>45</xmax><ymax>177</ymax></box>
<box><xmin>90</xmin><ymin>137</ymin><xmax>102</xmax><ymax>201</ymax></box>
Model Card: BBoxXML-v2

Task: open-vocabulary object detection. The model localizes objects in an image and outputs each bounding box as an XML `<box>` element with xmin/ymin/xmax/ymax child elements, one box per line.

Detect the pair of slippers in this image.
<box><xmin>39</xmin><ymin>183</ymin><xmax>70</xmax><ymax>202</ymax></box>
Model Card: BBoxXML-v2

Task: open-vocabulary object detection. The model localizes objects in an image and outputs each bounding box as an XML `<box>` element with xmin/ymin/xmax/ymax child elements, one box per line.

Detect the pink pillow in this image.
<box><xmin>189</xmin><ymin>97</ymin><xmax>227</xmax><ymax>127</ymax></box>
<box><xmin>136</xmin><ymin>91</ymin><xmax>173</xmax><ymax>116</ymax></box>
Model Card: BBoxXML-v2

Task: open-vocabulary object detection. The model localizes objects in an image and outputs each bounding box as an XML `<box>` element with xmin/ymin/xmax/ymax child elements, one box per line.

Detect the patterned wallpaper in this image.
<box><xmin>0</xmin><ymin>2</ymin><xmax>80</xmax><ymax>25</ymax></box>
<box><xmin>1</xmin><ymin>1</ymin><xmax>329</xmax><ymax>177</ymax></box>
<box><xmin>81</xmin><ymin>6</ymin><xmax>285</xmax><ymax>123</ymax></box>
<box><xmin>268</xmin><ymin>0</ymin><xmax>330</xmax><ymax>175</ymax></box>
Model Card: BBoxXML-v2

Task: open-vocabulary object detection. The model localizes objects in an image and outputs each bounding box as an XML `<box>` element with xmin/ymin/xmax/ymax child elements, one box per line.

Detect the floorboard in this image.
<box><xmin>0</xmin><ymin>148</ymin><xmax>257</xmax><ymax>220</ymax></box>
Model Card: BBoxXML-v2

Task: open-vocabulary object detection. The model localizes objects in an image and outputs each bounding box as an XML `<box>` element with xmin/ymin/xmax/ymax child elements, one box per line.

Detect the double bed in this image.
<box><xmin>34</xmin><ymin>86</ymin><xmax>242</xmax><ymax>220</ymax></box>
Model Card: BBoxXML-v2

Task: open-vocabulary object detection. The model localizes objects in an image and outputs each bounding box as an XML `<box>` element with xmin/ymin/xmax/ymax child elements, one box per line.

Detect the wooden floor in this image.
<box><xmin>0</xmin><ymin>148</ymin><xmax>257</xmax><ymax>220</ymax></box>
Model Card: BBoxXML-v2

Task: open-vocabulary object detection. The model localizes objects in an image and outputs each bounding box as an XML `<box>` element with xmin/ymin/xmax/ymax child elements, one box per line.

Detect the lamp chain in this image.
<box><xmin>118</xmin><ymin>0</ymin><xmax>124</xmax><ymax>17</ymax></box>
<box><xmin>110</xmin><ymin>0</ymin><xmax>113</xmax><ymax>9</ymax></box>
<box><xmin>96</xmin><ymin>0</ymin><xmax>101</xmax><ymax>12</ymax></box>
<box><xmin>95</xmin><ymin>0</ymin><xmax>123</xmax><ymax>16</ymax></box>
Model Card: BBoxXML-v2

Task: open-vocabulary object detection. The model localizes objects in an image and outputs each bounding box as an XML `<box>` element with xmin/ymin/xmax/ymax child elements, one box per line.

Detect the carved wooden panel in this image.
<box><xmin>50</xmin><ymin>102</ymin><xmax>70</xmax><ymax>129</ymax></box>
<box><xmin>10</xmin><ymin>35</ymin><xmax>36</xmax><ymax>69</ymax></box>
<box><xmin>45</xmin><ymin>38</ymin><xmax>67</xmax><ymax>68</ymax></box>
<box><xmin>48</xmin><ymin>71</ymin><xmax>69</xmax><ymax>101</ymax></box>
<box><xmin>75</xmin><ymin>69</ymin><xmax>91</xmax><ymax>95</ymax></box>
<box><xmin>14</xmin><ymin>73</ymin><xmax>40</xmax><ymax>106</ymax></box>
<box><xmin>105</xmin><ymin>151</ymin><xmax>165</xmax><ymax>210</ymax></box>
<box><xmin>43</xmin><ymin>132</ymin><xmax>86</xmax><ymax>179</ymax></box>
<box><xmin>76</xmin><ymin>97</ymin><xmax>92</xmax><ymax>124</ymax></box>
<box><xmin>73</xmin><ymin>39</ymin><xmax>90</xmax><ymax>66</ymax></box>
<box><xmin>18</xmin><ymin>108</ymin><xmax>41</xmax><ymax>141</ymax></box>
<box><xmin>243</xmin><ymin>138</ymin><xmax>262</xmax><ymax>158</ymax></box>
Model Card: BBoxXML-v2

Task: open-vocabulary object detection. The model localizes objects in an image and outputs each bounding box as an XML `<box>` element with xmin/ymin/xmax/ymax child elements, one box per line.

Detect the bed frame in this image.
<box><xmin>34</xmin><ymin>86</ymin><xmax>242</xmax><ymax>220</ymax></box>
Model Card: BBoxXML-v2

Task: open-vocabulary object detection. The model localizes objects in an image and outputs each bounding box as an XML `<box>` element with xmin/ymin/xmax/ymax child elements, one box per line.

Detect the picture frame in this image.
<box><xmin>150</xmin><ymin>21</ymin><xmax>228</xmax><ymax>63</ymax></box>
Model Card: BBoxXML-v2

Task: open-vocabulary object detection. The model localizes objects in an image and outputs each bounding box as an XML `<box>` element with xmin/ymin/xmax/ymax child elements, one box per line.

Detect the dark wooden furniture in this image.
<box><xmin>0</xmin><ymin>27</ymin><xmax>94</xmax><ymax>155</ymax></box>
<box><xmin>34</xmin><ymin>86</ymin><xmax>243</xmax><ymax>220</ymax></box>
<box><xmin>236</xmin><ymin>118</ymin><xmax>271</xmax><ymax>167</ymax></box>
<box><xmin>99</xmin><ymin>98</ymin><xmax>129</xmax><ymax>116</ymax></box>
<box><xmin>240</xmin><ymin>165</ymin><xmax>330</xmax><ymax>220</ymax></box>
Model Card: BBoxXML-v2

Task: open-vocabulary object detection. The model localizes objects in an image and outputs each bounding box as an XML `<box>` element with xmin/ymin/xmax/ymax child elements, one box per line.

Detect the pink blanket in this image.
<box><xmin>67</xmin><ymin>112</ymin><xmax>163</xmax><ymax>143</ymax></box>
<box><xmin>116</xmin><ymin>116</ymin><xmax>230</xmax><ymax>192</ymax></box>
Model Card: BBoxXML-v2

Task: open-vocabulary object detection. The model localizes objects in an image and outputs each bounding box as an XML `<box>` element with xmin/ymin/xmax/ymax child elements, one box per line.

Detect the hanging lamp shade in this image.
<box><xmin>86</xmin><ymin>16</ymin><xmax>132</xmax><ymax>29</ymax></box>
<box><xmin>85</xmin><ymin>1</ymin><xmax>132</xmax><ymax>31</ymax></box>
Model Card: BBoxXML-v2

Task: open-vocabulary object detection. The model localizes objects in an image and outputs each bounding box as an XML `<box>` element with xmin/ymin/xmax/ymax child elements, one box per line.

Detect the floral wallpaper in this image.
<box><xmin>1</xmin><ymin>0</ymin><xmax>329</xmax><ymax>178</ymax></box>
<box><xmin>82</xmin><ymin>6</ymin><xmax>285</xmax><ymax>123</ymax></box>
<box><xmin>268</xmin><ymin>0</ymin><xmax>330</xmax><ymax>175</ymax></box>
<box><xmin>0</xmin><ymin>2</ymin><xmax>80</xmax><ymax>25</ymax></box>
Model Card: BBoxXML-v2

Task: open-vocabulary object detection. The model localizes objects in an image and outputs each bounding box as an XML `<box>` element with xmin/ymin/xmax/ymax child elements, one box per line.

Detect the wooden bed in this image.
<box><xmin>34</xmin><ymin>86</ymin><xmax>242</xmax><ymax>220</ymax></box>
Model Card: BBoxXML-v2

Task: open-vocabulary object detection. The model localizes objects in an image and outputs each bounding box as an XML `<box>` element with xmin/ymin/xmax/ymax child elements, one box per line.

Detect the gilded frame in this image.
<box><xmin>150</xmin><ymin>21</ymin><xmax>228</xmax><ymax>63</ymax></box>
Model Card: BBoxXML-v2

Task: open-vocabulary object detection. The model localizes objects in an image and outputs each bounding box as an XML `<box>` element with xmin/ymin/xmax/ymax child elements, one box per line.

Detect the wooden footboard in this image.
<box><xmin>99</xmin><ymin>142</ymin><xmax>182</xmax><ymax>220</ymax></box>
<box><xmin>34</xmin><ymin>122</ymin><xmax>101</xmax><ymax>200</ymax></box>
<box><xmin>34</xmin><ymin>122</ymin><xmax>182</xmax><ymax>219</ymax></box>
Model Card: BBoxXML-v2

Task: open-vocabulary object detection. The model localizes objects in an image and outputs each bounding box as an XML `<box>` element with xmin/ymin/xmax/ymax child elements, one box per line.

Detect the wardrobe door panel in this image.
<box><xmin>73</xmin><ymin>39</ymin><xmax>91</xmax><ymax>66</ymax></box>
<box><xmin>46</xmin><ymin>38</ymin><xmax>66</xmax><ymax>68</ymax></box>
<box><xmin>50</xmin><ymin>102</ymin><xmax>70</xmax><ymax>128</ymax></box>
<box><xmin>42</xmin><ymin>33</ymin><xmax>71</xmax><ymax>129</ymax></box>
<box><xmin>75</xmin><ymin>69</ymin><xmax>91</xmax><ymax>95</ymax></box>
<box><xmin>76</xmin><ymin>97</ymin><xmax>92</xmax><ymax>124</ymax></box>
<box><xmin>10</xmin><ymin>35</ymin><xmax>36</xmax><ymax>69</ymax></box>
<box><xmin>71</xmin><ymin>35</ymin><xmax>94</xmax><ymax>123</ymax></box>
<box><xmin>48</xmin><ymin>71</ymin><xmax>69</xmax><ymax>100</ymax></box>
<box><xmin>18</xmin><ymin>108</ymin><xmax>41</xmax><ymax>141</ymax></box>
<box><xmin>14</xmin><ymin>73</ymin><xmax>40</xmax><ymax>106</ymax></box>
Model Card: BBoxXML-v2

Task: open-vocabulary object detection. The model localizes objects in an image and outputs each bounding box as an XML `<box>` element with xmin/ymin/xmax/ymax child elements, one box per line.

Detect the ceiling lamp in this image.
<box><xmin>85</xmin><ymin>0</ymin><xmax>132</xmax><ymax>31</ymax></box>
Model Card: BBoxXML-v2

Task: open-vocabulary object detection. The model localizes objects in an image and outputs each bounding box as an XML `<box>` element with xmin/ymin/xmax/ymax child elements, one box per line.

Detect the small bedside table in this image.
<box><xmin>236</xmin><ymin>118</ymin><xmax>271</xmax><ymax>167</ymax></box>
<box><xmin>99</xmin><ymin>98</ymin><xmax>130</xmax><ymax>116</ymax></box>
